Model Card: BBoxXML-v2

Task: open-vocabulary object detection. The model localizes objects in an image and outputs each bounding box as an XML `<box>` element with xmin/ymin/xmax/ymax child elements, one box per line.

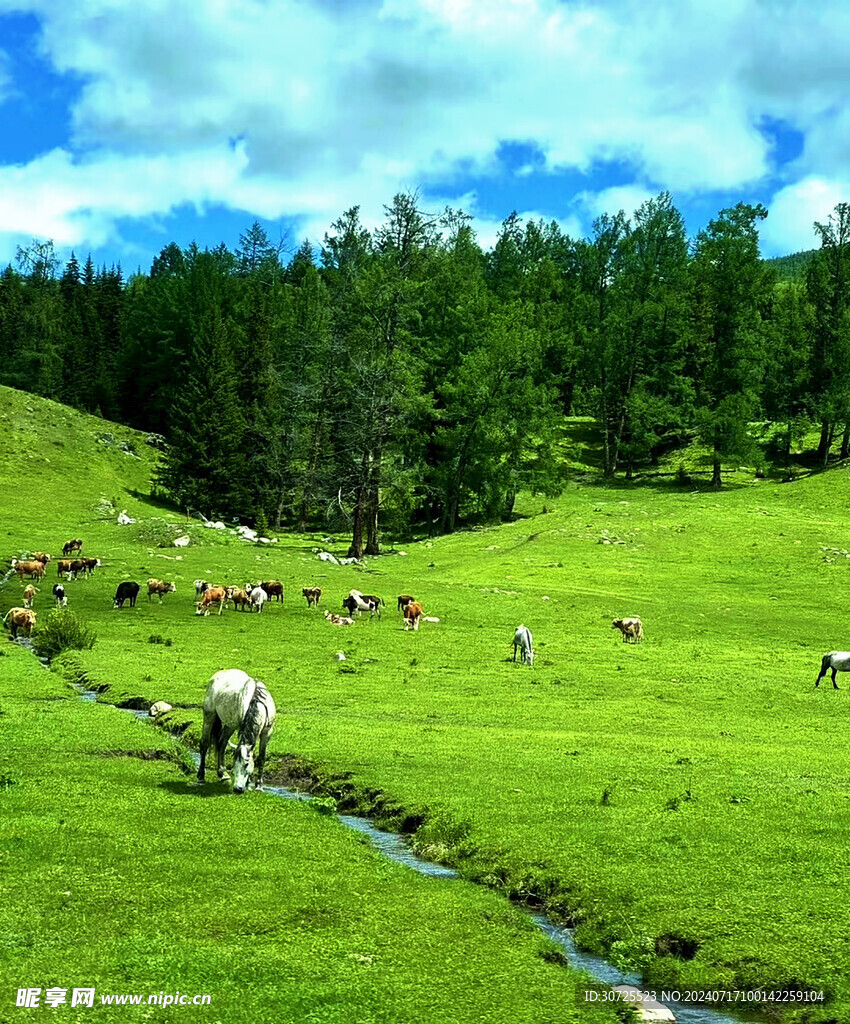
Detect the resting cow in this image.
<box><xmin>147</xmin><ymin>579</ymin><xmax>176</xmax><ymax>603</ymax></box>
<box><xmin>302</xmin><ymin>587</ymin><xmax>322</xmax><ymax>607</ymax></box>
<box><xmin>612</xmin><ymin>617</ymin><xmax>643</xmax><ymax>643</ymax></box>
<box><xmin>403</xmin><ymin>601</ymin><xmax>424</xmax><ymax>631</ymax></box>
<box><xmin>513</xmin><ymin>624</ymin><xmax>534</xmax><ymax>666</ymax></box>
<box><xmin>196</xmin><ymin>586</ymin><xmax>227</xmax><ymax>616</ymax></box>
<box><xmin>113</xmin><ymin>581</ymin><xmax>140</xmax><ymax>608</ymax></box>
<box><xmin>3</xmin><ymin>607</ymin><xmax>36</xmax><ymax>638</ymax></box>
<box><xmin>324</xmin><ymin>610</ymin><xmax>354</xmax><ymax>626</ymax></box>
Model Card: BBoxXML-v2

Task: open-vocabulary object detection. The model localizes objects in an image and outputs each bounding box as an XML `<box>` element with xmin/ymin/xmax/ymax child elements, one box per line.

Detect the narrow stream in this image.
<box><xmin>18</xmin><ymin>639</ymin><xmax>754</xmax><ymax>1024</ymax></box>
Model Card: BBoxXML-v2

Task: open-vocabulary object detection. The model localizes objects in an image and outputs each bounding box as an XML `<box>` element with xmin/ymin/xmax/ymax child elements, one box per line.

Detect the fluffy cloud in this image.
<box><xmin>761</xmin><ymin>177</ymin><xmax>848</xmax><ymax>256</ymax></box>
<box><xmin>0</xmin><ymin>0</ymin><xmax>849</xmax><ymax>259</ymax></box>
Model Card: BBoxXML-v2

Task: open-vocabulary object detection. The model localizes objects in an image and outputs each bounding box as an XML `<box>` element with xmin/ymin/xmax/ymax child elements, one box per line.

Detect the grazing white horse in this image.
<box><xmin>197</xmin><ymin>670</ymin><xmax>276</xmax><ymax>793</ymax></box>
<box><xmin>513</xmin><ymin>625</ymin><xmax>534</xmax><ymax>666</ymax></box>
<box><xmin>815</xmin><ymin>651</ymin><xmax>850</xmax><ymax>689</ymax></box>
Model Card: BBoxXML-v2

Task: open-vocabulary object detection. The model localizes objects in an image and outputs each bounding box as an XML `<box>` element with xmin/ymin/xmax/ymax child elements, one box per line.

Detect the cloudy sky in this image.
<box><xmin>0</xmin><ymin>0</ymin><xmax>847</xmax><ymax>272</ymax></box>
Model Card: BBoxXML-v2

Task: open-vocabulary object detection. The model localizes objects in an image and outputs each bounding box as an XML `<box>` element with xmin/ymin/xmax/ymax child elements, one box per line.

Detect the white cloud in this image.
<box><xmin>0</xmin><ymin>0</ymin><xmax>850</xmax><ymax>258</ymax></box>
<box><xmin>761</xmin><ymin>177</ymin><xmax>847</xmax><ymax>257</ymax></box>
<box><xmin>575</xmin><ymin>185</ymin><xmax>656</xmax><ymax>224</ymax></box>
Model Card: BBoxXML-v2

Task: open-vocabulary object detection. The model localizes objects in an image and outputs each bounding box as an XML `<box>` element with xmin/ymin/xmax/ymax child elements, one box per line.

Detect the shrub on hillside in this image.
<box><xmin>134</xmin><ymin>518</ymin><xmax>176</xmax><ymax>548</ymax></box>
<box><xmin>32</xmin><ymin>609</ymin><xmax>96</xmax><ymax>660</ymax></box>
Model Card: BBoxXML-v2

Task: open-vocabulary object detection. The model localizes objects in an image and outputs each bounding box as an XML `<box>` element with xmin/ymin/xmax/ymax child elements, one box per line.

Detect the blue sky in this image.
<box><xmin>0</xmin><ymin>0</ymin><xmax>848</xmax><ymax>275</ymax></box>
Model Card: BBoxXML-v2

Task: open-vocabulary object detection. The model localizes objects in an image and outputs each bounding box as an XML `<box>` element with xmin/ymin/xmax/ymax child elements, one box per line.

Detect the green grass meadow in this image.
<box><xmin>3</xmin><ymin>384</ymin><xmax>850</xmax><ymax>1021</ymax></box>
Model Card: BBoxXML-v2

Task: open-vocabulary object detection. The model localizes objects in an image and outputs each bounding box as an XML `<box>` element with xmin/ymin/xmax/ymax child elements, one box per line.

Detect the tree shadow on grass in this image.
<box><xmin>160</xmin><ymin>779</ymin><xmax>232</xmax><ymax>799</ymax></box>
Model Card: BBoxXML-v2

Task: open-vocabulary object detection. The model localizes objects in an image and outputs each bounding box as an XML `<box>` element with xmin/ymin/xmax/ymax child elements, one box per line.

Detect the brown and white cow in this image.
<box><xmin>3</xmin><ymin>607</ymin><xmax>37</xmax><ymax>638</ymax></box>
<box><xmin>195</xmin><ymin>586</ymin><xmax>227</xmax><ymax>616</ymax></box>
<box><xmin>302</xmin><ymin>586</ymin><xmax>322</xmax><ymax>607</ymax></box>
<box><xmin>403</xmin><ymin>601</ymin><xmax>424</xmax><ymax>631</ymax></box>
<box><xmin>31</xmin><ymin>552</ymin><xmax>51</xmax><ymax>565</ymax></box>
<box><xmin>147</xmin><ymin>579</ymin><xmax>177</xmax><ymax>603</ymax></box>
<box><xmin>22</xmin><ymin>585</ymin><xmax>38</xmax><ymax>609</ymax></box>
<box><xmin>62</xmin><ymin>538</ymin><xmax>83</xmax><ymax>556</ymax></box>
<box><xmin>612</xmin><ymin>617</ymin><xmax>644</xmax><ymax>643</ymax></box>
<box><xmin>12</xmin><ymin>559</ymin><xmax>46</xmax><ymax>580</ymax></box>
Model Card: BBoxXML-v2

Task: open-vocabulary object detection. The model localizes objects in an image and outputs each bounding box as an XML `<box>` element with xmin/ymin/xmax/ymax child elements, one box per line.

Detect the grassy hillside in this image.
<box><xmin>3</xmin><ymin>384</ymin><xmax>850</xmax><ymax>1020</ymax></box>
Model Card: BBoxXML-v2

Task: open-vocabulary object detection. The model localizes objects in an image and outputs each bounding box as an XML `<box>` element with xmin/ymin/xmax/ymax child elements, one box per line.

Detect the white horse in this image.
<box><xmin>815</xmin><ymin>651</ymin><xmax>850</xmax><ymax>689</ymax></box>
<box><xmin>197</xmin><ymin>670</ymin><xmax>276</xmax><ymax>793</ymax></box>
<box><xmin>513</xmin><ymin>625</ymin><xmax>534</xmax><ymax>666</ymax></box>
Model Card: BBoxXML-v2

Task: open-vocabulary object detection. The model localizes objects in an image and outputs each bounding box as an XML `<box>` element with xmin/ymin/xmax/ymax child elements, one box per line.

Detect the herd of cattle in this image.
<box><xmin>3</xmin><ymin>538</ymin><xmax>645</xmax><ymax>658</ymax></box>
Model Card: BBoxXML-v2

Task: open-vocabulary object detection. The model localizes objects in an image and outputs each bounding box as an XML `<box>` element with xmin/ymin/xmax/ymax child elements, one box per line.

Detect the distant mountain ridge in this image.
<box><xmin>764</xmin><ymin>248</ymin><xmax>817</xmax><ymax>280</ymax></box>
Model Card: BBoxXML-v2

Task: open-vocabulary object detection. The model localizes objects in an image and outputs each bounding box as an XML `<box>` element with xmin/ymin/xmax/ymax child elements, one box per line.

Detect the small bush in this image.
<box><xmin>32</xmin><ymin>609</ymin><xmax>96</xmax><ymax>660</ymax></box>
<box><xmin>135</xmin><ymin>518</ymin><xmax>176</xmax><ymax>548</ymax></box>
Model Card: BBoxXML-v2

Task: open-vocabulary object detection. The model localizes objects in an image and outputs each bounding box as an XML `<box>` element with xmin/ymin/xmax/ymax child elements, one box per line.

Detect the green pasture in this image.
<box><xmin>3</xmin><ymin>384</ymin><xmax>850</xmax><ymax>1020</ymax></box>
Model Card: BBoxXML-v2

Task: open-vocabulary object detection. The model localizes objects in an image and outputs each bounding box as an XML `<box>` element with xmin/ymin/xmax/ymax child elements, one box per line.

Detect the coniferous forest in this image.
<box><xmin>3</xmin><ymin>191</ymin><xmax>849</xmax><ymax>556</ymax></box>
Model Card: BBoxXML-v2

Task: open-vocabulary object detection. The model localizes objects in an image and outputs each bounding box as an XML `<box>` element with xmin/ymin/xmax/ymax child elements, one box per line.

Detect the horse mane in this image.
<box><xmin>239</xmin><ymin>680</ymin><xmax>270</xmax><ymax>747</ymax></box>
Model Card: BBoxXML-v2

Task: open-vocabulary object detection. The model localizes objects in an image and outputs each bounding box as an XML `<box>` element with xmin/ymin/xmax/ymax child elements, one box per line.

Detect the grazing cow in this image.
<box><xmin>226</xmin><ymin>586</ymin><xmax>252</xmax><ymax>612</ymax></box>
<box><xmin>3</xmin><ymin>607</ymin><xmax>36</xmax><ymax>638</ymax></box>
<box><xmin>397</xmin><ymin>594</ymin><xmax>416</xmax><ymax>613</ymax></box>
<box><xmin>612</xmin><ymin>617</ymin><xmax>644</xmax><ymax>643</ymax></box>
<box><xmin>147</xmin><ymin>579</ymin><xmax>176</xmax><ymax>603</ymax></box>
<box><xmin>52</xmin><ymin>584</ymin><xmax>67</xmax><ymax>607</ymax></box>
<box><xmin>113</xmin><ymin>581</ymin><xmax>140</xmax><ymax>608</ymax></box>
<box><xmin>324</xmin><ymin>610</ymin><xmax>354</xmax><ymax>626</ymax></box>
<box><xmin>260</xmin><ymin>581</ymin><xmax>284</xmax><ymax>602</ymax></box>
<box><xmin>816</xmin><ymin>651</ymin><xmax>850</xmax><ymax>689</ymax></box>
<box><xmin>513</xmin><ymin>624</ymin><xmax>534</xmax><ymax>666</ymax></box>
<box><xmin>149</xmin><ymin>701</ymin><xmax>173</xmax><ymax>718</ymax></box>
<box><xmin>22</xmin><ymin>585</ymin><xmax>38</xmax><ymax>609</ymax></box>
<box><xmin>31</xmin><ymin>552</ymin><xmax>50</xmax><ymax>565</ymax></box>
<box><xmin>196</xmin><ymin>586</ymin><xmax>228</xmax><ymax>616</ymax></box>
<box><xmin>12</xmin><ymin>559</ymin><xmax>46</xmax><ymax>580</ymax></box>
<box><xmin>403</xmin><ymin>601</ymin><xmax>424</xmax><ymax>631</ymax></box>
<box><xmin>62</xmin><ymin>539</ymin><xmax>83</xmax><ymax>556</ymax></box>
<box><xmin>302</xmin><ymin>586</ymin><xmax>322</xmax><ymax>607</ymax></box>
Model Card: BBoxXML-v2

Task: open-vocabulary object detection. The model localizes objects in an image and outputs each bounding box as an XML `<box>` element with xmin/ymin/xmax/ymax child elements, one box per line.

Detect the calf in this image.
<box><xmin>113</xmin><ymin>581</ymin><xmax>140</xmax><ymax>608</ymax></box>
<box><xmin>22</xmin><ymin>585</ymin><xmax>38</xmax><ymax>609</ymax></box>
<box><xmin>62</xmin><ymin>538</ymin><xmax>83</xmax><ymax>556</ymax></box>
<box><xmin>3</xmin><ymin>607</ymin><xmax>36</xmax><ymax>638</ymax></box>
<box><xmin>195</xmin><ymin>586</ymin><xmax>227</xmax><ymax>616</ymax></box>
<box><xmin>513</xmin><ymin>624</ymin><xmax>534</xmax><ymax>666</ymax></box>
<box><xmin>324</xmin><ymin>610</ymin><xmax>354</xmax><ymax>626</ymax></box>
<box><xmin>260</xmin><ymin>581</ymin><xmax>284</xmax><ymax>602</ymax></box>
<box><xmin>397</xmin><ymin>594</ymin><xmax>416</xmax><ymax>613</ymax></box>
<box><xmin>403</xmin><ymin>601</ymin><xmax>424</xmax><ymax>631</ymax></box>
<box><xmin>12</xmin><ymin>559</ymin><xmax>46</xmax><ymax>580</ymax></box>
<box><xmin>226</xmin><ymin>586</ymin><xmax>252</xmax><ymax>612</ymax></box>
<box><xmin>147</xmin><ymin>579</ymin><xmax>176</xmax><ymax>603</ymax></box>
<box><xmin>612</xmin><ymin>617</ymin><xmax>643</xmax><ymax>643</ymax></box>
<box><xmin>302</xmin><ymin>586</ymin><xmax>322</xmax><ymax>607</ymax></box>
<box><xmin>53</xmin><ymin>584</ymin><xmax>67</xmax><ymax>607</ymax></box>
